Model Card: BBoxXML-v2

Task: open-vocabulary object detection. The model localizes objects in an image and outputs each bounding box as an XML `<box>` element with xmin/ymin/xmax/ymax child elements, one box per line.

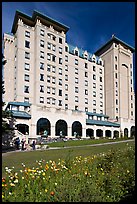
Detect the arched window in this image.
<box><xmin>16</xmin><ymin>124</ymin><xmax>29</xmax><ymax>135</ymax></box>
<box><xmin>55</xmin><ymin>120</ymin><xmax>68</xmax><ymax>136</ymax></box>
<box><xmin>124</xmin><ymin>128</ymin><xmax>128</xmax><ymax>137</ymax></box>
<box><xmin>96</xmin><ymin>129</ymin><xmax>103</xmax><ymax>137</ymax></box>
<box><xmin>72</xmin><ymin>121</ymin><xmax>82</xmax><ymax>137</ymax></box>
<box><xmin>105</xmin><ymin>130</ymin><xmax>111</xmax><ymax>137</ymax></box>
<box><xmin>37</xmin><ymin>118</ymin><xmax>51</xmax><ymax>136</ymax></box>
<box><xmin>86</xmin><ymin>129</ymin><xmax>94</xmax><ymax>138</ymax></box>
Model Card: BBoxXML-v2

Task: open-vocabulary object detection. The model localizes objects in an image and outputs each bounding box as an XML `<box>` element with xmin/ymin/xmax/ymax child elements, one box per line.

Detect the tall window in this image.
<box><xmin>24</xmin><ymin>86</ymin><xmax>29</xmax><ymax>93</ymax></box>
<box><xmin>40</xmin><ymin>40</ymin><xmax>44</xmax><ymax>48</ymax></box>
<box><xmin>25</xmin><ymin>52</ymin><xmax>30</xmax><ymax>59</ymax></box>
<box><xmin>24</xmin><ymin>74</ymin><xmax>29</xmax><ymax>82</ymax></box>
<box><xmin>75</xmin><ymin>59</ymin><xmax>78</xmax><ymax>65</ymax></box>
<box><xmin>25</xmin><ymin>63</ymin><xmax>30</xmax><ymax>71</ymax></box>
<box><xmin>40</xmin><ymin>51</ymin><xmax>44</xmax><ymax>59</ymax></box>
<box><xmin>25</xmin><ymin>31</ymin><xmax>30</xmax><ymax>38</ymax></box>
<box><xmin>40</xmin><ymin>62</ymin><xmax>44</xmax><ymax>70</ymax></box>
<box><xmin>59</xmin><ymin>38</ymin><xmax>62</xmax><ymax>44</ymax></box>
<box><xmin>40</xmin><ymin>85</ymin><xmax>44</xmax><ymax>93</ymax></box>
<box><xmin>25</xmin><ymin>40</ymin><xmax>30</xmax><ymax>48</ymax></box>
<box><xmin>40</xmin><ymin>29</ymin><xmax>44</xmax><ymax>36</ymax></box>
<box><xmin>40</xmin><ymin>74</ymin><xmax>44</xmax><ymax>81</ymax></box>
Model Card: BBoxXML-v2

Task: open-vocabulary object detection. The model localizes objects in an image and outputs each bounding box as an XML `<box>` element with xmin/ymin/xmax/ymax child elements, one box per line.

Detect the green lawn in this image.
<box><xmin>2</xmin><ymin>140</ymin><xmax>134</xmax><ymax>177</ymax></box>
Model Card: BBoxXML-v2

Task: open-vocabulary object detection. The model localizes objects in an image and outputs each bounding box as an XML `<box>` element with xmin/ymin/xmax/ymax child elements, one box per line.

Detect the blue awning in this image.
<box><xmin>86</xmin><ymin>119</ymin><xmax>120</xmax><ymax>127</ymax></box>
<box><xmin>8</xmin><ymin>101</ymin><xmax>31</xmax><ymax>107</ymax></box>
<box><xmin>11</xmin><ymin>110</ymin><xmax>31</xmax><ymax>119</ymax></box>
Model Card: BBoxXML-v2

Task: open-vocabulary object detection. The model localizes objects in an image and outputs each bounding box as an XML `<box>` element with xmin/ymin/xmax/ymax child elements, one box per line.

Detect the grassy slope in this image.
<box><xmin>2</xmin><ymin>140</ymin><xmax>134</xmax><ymax>177</ymax></box>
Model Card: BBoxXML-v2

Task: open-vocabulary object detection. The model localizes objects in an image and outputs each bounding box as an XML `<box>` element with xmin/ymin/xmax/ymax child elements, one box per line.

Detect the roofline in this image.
<box><xmin>95</xmin><ymin>36</ymin><xmax>135</xmax><ymax>55</ymax></box>
<box><xmin>11</xmin><ymin>10</ymin><xmax>69</xmax><ymax>34</ymax></box>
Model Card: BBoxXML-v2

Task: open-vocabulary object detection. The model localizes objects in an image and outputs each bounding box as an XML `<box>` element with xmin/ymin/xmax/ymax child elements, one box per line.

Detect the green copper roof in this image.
<box><xmin>86</xmin><ymin>112</ymin><xmax>109</xmax><ymax>118</ymax></box>
<box><xmin>86</xmin><ymin>119</ymin><xmax>120</xmax><ymax>127</ymax></box>
<box><xmin>8</xmin><ymin>101</ymin><xmax>31</xmax><ymax>107</ymax></box>
<box><xmin>95</xmin><ymin>35</ymin><xmax>135</xmax><ymax>55</ymax></box>
<box><xmin>10</xmin><ymin>110</ymin><xmax>31</xmax><ymax>119</ymax></box>
<box><xmin>11</xmin><ymin>10</ymin><xmax>69</xmax><ymax>34</ymax></box>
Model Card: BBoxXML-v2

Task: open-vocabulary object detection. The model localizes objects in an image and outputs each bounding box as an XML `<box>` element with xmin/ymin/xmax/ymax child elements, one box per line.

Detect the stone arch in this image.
<box><xmin>86</xmin><ymin>128</ymin><xmax>94</xmax><ymax>138</ymax></box>
<box><xmin>72</xmin><ymin>121</ymin><xmax>82</xmax><ymax>137</ymax></box>
<box><xmin>105</xmin><ymin>130</ymin><xmax>111</xmax><ymax>138</ymax></box>
<box><xmin>55</xmin><ymin>119</ymin><xmax>68</xmax><ymax>136</ymax></box>
<box><xmin>96</xmin><ymin>129</ymin><xmax>103</xmax><ymax>137</ymax></box>
<box><xmin>37</xmin><ymin>118</ymin><xmax>51</xmax><ymax>136</ymax></box>
<box><xmin>130</xmin><ymin>126</ymin><xmax>135</xmax><ymax>137</ymax></box>
<box><xmin>113</xmin><ymin>130</ymin><xmax>119</xmax><ymax>138</ymax></box>
<box><xmin>124</xmin><ymin>128</ymin><xmax>128</xmax><ymax>137</ymax></box>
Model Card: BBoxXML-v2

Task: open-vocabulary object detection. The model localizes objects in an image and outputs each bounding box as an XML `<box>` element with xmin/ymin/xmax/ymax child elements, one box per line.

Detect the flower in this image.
<box><xmin>10</xmin><ymin>183</ymin><xmax>15</xmax><ymax>187</ymax></box>
<box><xmin>45</xmin><ymin>189</ymin><xmax>48</xmax><ymax>193</ymax></box>
<box><xmin>50</xmin><ymin>191</ymin><xmax>55</xmax><ymax>196</ymax></box>
<box><xmin>2</xmin><ymin>195</ymin><xmax>4</xmax><ymax>199</ymax></box>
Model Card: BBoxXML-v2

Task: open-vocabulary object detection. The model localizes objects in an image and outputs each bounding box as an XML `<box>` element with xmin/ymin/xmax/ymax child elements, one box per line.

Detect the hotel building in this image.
<box><xmin>3</xmin><ymin>10</ymin><xmax>135</xmax><ymax>142</ymax></box>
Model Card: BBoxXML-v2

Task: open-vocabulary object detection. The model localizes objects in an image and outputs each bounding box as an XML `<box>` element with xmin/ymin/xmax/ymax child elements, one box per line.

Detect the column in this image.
<box><xmin>51</xmin><ymin>125</ymin><xmax>55</xmax><ymax>138</ymax></box>
<box><xmin>68</xmin><ymin>126</ymin><xmax>72</xmax><ymax>138</ymax></box>
<box><xmin>82</xmin><ymin>127</ymin><xmax>86</xmax><ymax>138</ymax></box>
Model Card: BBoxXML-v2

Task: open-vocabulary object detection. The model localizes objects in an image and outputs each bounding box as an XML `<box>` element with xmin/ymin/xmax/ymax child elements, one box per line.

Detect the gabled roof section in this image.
<box><xmin>11</xmin><ymin>10</ymin><xmax>69</xmax><ymax>34</ymax></box>
<box><xmin>8</xmin><ymin>101</ymin><xmax>31</xmax><ymax>107</ymax></box>
<box><xmin>95</xmin><ymin>35</ymin><xmax>135</xmax><ymax>55</ymax></box>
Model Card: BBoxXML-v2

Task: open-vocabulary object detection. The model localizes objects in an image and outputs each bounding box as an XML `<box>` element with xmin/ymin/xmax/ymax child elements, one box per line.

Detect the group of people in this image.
<box><xmin>14</xmin><ymin>138</ymin><xmax>36</xmax><ymax>151</ymax></box>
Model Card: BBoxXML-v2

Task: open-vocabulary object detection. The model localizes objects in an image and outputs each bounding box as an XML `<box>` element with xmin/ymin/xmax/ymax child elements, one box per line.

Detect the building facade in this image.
<box><xmin>3</xmin><ymin>10</ymin><xmax>135</xmax><ymax>142</ymax></box>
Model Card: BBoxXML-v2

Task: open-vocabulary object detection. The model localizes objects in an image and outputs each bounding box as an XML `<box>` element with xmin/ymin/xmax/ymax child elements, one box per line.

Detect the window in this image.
<box><xmin>65</xmin><ymin>65</ymin><xmax>68</xmax><ymax>71</ymax></box>
<box><xmin>59</xmin><ymin>78</ymin><xmax>62</xmax><ymax>86</ymax></box>
<box><xmin>40</xmin><ymin>51</ymin><xmax>44</xmax><ymax>59</ymax></box>
<box><xmin>93</xmin><ymin>109</ymin><xmax>96</xmax><ymax>113</ymax></box>
<box><xmin>65</xmin><ymin>104</ymin><xmax>68</xmax><ymax>109</ymax></box>
<box><xmin>100</xmin><ymin>93</ymin><xmax>103</xmax><ymax>99</ymax></box>
<box><xmin>115</xmin><ymin>56</ymin><xmax>117</xmax><ymax>61</ymax></box>
<box><xmin>25</xmin><ymin>31</ymin><xmax>30</xmax><ymax>38</ymax></box>
<box><xmin>40</xmin><ymin>40</ymin><xmax>44</xmax><ymax>48</ymax></box>
<box><xmin>47</xmin><ymin>76</ymin><xmax>50</xmax><ymax>83</ymax></box>
<box><xmin>40</xmin><ymin>29</ymin><xmax>44</xmax><ymax>36</ymax></box>
<box><xmin>85</xmin><ymin>107</ymin><xmax>88</xmax><ymax>112</ymax></box>
<box><xmin>65</xmin><ymin>55</ymin><xmax>68</xmax><ymax>62</ymax></box>
<box><xmin>52</xmin><ymin>88</ymin><xmax>56</xmax><ymax>95</ymax></box>
<box><xmin>100</xmin><ymin>77</ymin><xmax>102</xmax><ymax>82</ymax></box>
<box><xmin>47</xmin><ymin>53</ymin><xmax>56</xmax><ymax>62</ymax></box>
<box><xmin>85</xmin><ymin>80</ymin><xmax>88</xmax><ymax>86</ymax></box>
<box><xmin>25</xmin><ymin>52</ymin><xmax>30</xmax><ymax>59</ymax></box>
<box><xmin>52</xmin><ymin>98</ymin><xmax>56</xmax><ymax>105</ymax></box>
<box><xmin>40</xmin><ymin>85</ymin><xmax>44</xmax><ymax>93</ymax></box>
<box><xmin>115</xmin><ymin>64</ymin><xmax>117</xmax><ymax>70</ymax></box>
<box><xmin>59</xmin><ymin>47</ymin><xmax>62</xmax><ymax>54</ymax></box>
<box><xmin>40</xmin><ymin>62</ymin><xmax>44</xmax><ymax>70</ymax></box>
<box><xmin>47</xmin><ymin>98</ymin><xmax>50</xmax><ymax>104</ymax></box>
<box><xmin>116</xmin><ymin>99</ymin><xmax>118</xmax><ymax>105</ymax></box>
<box><xmin>59</xmin><ymin>90</ymin><xmax>62</xmax><ymax>96</ymax></box>
<box><xmin>93</xmin><ymin>66</ymin><xmax>96</xmax><ymax>71</ymax></box>
<box><xmin>131</xmin><ymin>71</ymin><xmax>132</xmax><ymax>76</ymax></box>
<box><xmin>85</xmin><ymin>72</ymin><xmax>88</xmax><ymax>77</ymax></box>
<box><xmin>116</xmin><ymin>81</ymin><xmax>118</xmax><ymax>87</ymax></box>
<box><xmin>59</xmin><ymin>100</ymin><xmax>62</xmax><ymax>106</ymax></box>
<box><xmin>116</xmin><ymin>90</ymin><xmax>118</xmax><ymax>96</ymax></box>
<box><xmin>59</xmin><ymin>67</ymin><xmax>62</xmax><ymax>75</ymax></box>
<box><xmin>65</xmin><ymin>75</ymin><xmax>68</xmax><ymax>81</ymax></box>
<box><xmin>24</xmin><ymin>97</ymin><xmax>29</xmax><ymax>102</ymax></box>
<box><xmin>65</xmin><ymin>84</ymin><xmax>68</xmax><ymax>91</ymax></box>
<box><xmin>131</xmin><ymin>95</ymin><xmax>133</xmax><ymax>100</ymax></box>
<box><xmin>131</xmin><ymin>79</ymin><xmax>132</xmax><ymax>84</ymax></box>
<box><xmin>47</xmin><ymin>87</ymin><xmax>50</xmax><ymax>94</ymax></box>
<box><xmin>93</xmin><ymin>100</ymin><xmax>96</xmax><ymax>106</ymax></box>
<box><xmin>93</xmin><ymin>74</ymin><xmax>96</xmax><ymax>80</ymax></box>
<box><xmin>40</xmin><ymin>97</ymin><xmax>44</xmax><ymax>103</ymax></box>
<box><xmin>24</xmin><ymin>86</ymin><xmax>29</xmax><ymax>93</ymax></box>
<box><xmin>93</xmin><ymin>91</ymin><xmax>96</xmax><ymax>97</ymax></box>
<box><xmin>25</xmin><ymin>63</ymin><xmax>30</xmax><ymax>70</ymax></box>
<box><xmin>85</xmin><ymin>98</ymin><xmax>88</xmax><ymax>104</ymax></box>
<box><xmin>47</xmin><ymin>64</ymin><xmax>51</xmax><ymax>72</ymax></box>
<box><xmin>25</xmin><ymin>40</ymin><xmax>30</xmax><ymax>48</ymax></box>
<box><xmin>59</xmin><ymin>58</ymin><xmax>63</xmax><ymax>64</ymax></box>
<box><xmin>47</xmin><ymin>42</ymin><xmax>51</xmax><ymax>50</ymax></box>
<box><xmin>115</xmin><ymin>73</ymin><xmax>117</xmax><ymax>79</ymax></box>
<box><xmin>100</xmin><ymin>84</ymin><xmax>102</xmax><ymax>90</ymax></box>
<box><xmin>65</xmin><ymin>46</ymin><xmax>68</xmax><ymax>52</ymax></box>
<box><xmin>65</xmin><ymin>94</ymin><xmax>68</xmax><ymax>100</ymax></box>
<box><xmin>85</xmin><ymin>63</ymin><xmax>88</xmax><ymax>68</ymax></box>
<box><xmin>52</xmin><ymin>77</ymin><xmax>56</xmax><ymax>84</ymax></box>
<box><xmin>47</xmin><ymin>53</ymin><xmax>51</xmax><ymax>60</ymax></box>
<box><xmin>75</xmin><ymin>87</ymin><xmax>78</xmax><ymax>93</ymax></box>
<box><xmin>52</xmin><ymin>45</ymin><xmax>56</xmax><ymax>51</ymax></box>
<box><xmin>75</xmin><ymin>50</ymin><xmax>78</xmax><ymax>56</ymax></box>
<box><xmin>75</xmin><ymin>68</ymin><xmax>78</xmax><ymax>74</ymax></box>
<box><xmin>100</xmin><ymin>101</ymin><xmax>103</xmax><ymax>107</ymax></box>
<box><xmin>85</xmin><ymin>89</ymin><xmax>88</xmax><ymax>95</ymax></box>
<box><xmin>24</xmin><ymin>74</ymin><xmax>29</xmax><ymax>82</ymax></box>
<box><xmin>93</xmin><ymin>83</ymin><xmax>96</xmax><ymax>88</ymax></box>
<box><xmin>116</xmin><ymin>108</ymin><xmax>118</xmax><ymax>113</ymax></box>
<box><xmin>75</xmin><ymin>77</ymin><xmax>78</xmax><ymax>84</ymax></box>
<box><xmin>75</xmin><ymin>106</ymin><xmax>78</xmax><ymax>111</ymax></box>
<box><xmin>75</xmin><ymin>59</ymin><xmax>78</xmax><ymax>65</ymax></box>
<box><xmin>99</xmin><ymin>68</ymin><xmax>102</xmax><ymax>74</ymax></box>
<box><xmin>131</xmin><ymin>87</ymin><xmax>132</xmax><ymax>92</ymax></box>
<box><xmin>40</xmin><ymin>74</ymin><xmax>44</xmax><ymax>81</ymax></box>
<box><xmin>59</xmin><ymin>38</ymin><xmax>62</xmax><ymax>44</ymax></box>
<box><xmin>52</xmin><ymin>66</ymin><xmax>56</xmax><ymax>73</ymax></box>
<box><xmin>131</xmin><ymin>111</ymin><xmax>133</xmax><ymax>116</ymax></box>
<box><xmin>75</xmin><ymin>96</ymin><xmax>79</xmax><ymax>102</ymax></box>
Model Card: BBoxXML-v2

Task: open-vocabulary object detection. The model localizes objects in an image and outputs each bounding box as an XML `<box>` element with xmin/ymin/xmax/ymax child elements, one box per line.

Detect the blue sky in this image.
<box><xmin>2</xmin><ymin>2</ymin><xmax>135</xmax><ymax>87</ymax></box>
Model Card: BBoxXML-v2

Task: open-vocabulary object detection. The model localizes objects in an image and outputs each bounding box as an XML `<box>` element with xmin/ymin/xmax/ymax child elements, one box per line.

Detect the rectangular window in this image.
<box><xmin>116</xmin><ymin>99</ymin><xmax>118</xmax><ymax>105</ymax></box>
<box><xmin>116</xmin><ymin>90</ymin><xmax>118</xmax><ymax>96</ymax></box>
<box><xmin>100</xmin><ymin>101</ymin><xmax>103</xmax><ymax>107</ymax></box>
<box><xmin>40</xmin><ymin>40</ymin><xmax>44</xmax><ymax>48</ymax></box>
<box><xmin>25</xmin><ymin>40</ymin><xmax>30</xmax><ymax>48</ymax></box>
<box><xmin>25</xmin><ymin>52</ymin><xmax>30</xmax><ymax>59</ymax></box>
<box><xmin>24</xmin><ymin>86</ymin><xmax>29</xmax><ymax>93</ymax></box>
<box><xmin>24</xmin><ymin>74</ymin><xmax>29</xmax><ymax>82</ymax></box>
<box><xmin>100</xmin><ymin>93</ymin><xmax>103</xmax><ymax>99</ymax></box>
<box><xmin>85</xmin><ymin>98</ymin><xmax>88</xmax><ymax>104</ymax></box>
<box><xmin>93</xmin><ymin>66</ymin><xmax>96</xmax><ymax>71</ymax></box>
<box><xmin>115</xmin><ymin>64</ymin><xmax>117</xmax><ymax>70</ymax></box>
<box><xmin>99</xmin><ymin>68</ymin><xmax>102</xmax><ymax>74</ymax></box>
<box><xmin>40</xmin><ymin>85</ymin><xmax>44</xmax><ymax>93</ymax></box>
<box><xmin>75</xmin><ymin>77</ymin><xmax>78</xmax><ymax>84</ymax></box>
<box><xmin>75</xmin><ymin>50</ymin><xmax>78</xmax><ymax>56</ymax></box>
<box><xmin>47</xmin><ymin>53</ymin><xmax>51</xmax><ymax>60</ymax></box>
<box><xmin>52</xmin><ymin>77</ymin><xmax>56</xmax><ymax>84</ymax></box>
<box><xmin>47</xmin><ymin>87</ymin><xmax>50</xmax><ymax>94</ymax></box>
<box><xmin>59</xmin><ymin>100</ymin><xmax>62</xmax><ymax>106</ymax></box>
<box><xmin>65</xmin><ymin>46</ymin><xmax>68</xmax><ymax>52</ymax></box>
<box><xmin>59</xmin><ymin>67</ymin><xmax>62</xmax><ymax>75</ymax></box>
<box><xmin>131</xmin><ymin>95</ymin><xmax>133</xmax><ymax>100</ymax></box>
<box><xmin>85</xmin><ymin>72</ymin><xmax>88</xmax><ymax>77</ymax></box>
<box><xmin>85</xmin><ymin>107</ymin><xmax>88</xmax><ymax>112</ymax></box>
<box><xmin>100</xmin><ymin>84</ymin><xmax>103</xmax><ymax>90</ymax></box>
<box><xmin>52</xmin><ymin>98</ymin><xmax>56</xmax><ymax>105</ymax></box>
<box><xmin>85</xmin><ymin>63</ymin><xmax>88</xmax><ymax>68</ymax></box>
<box><xmin>131</xmin><ymin>111</ymin><xmax>133</xmax><ymax>116</ymax></box>
<box><xmin>115</xmin><ymin>73</ymin><xmax>117</xmax><ymax>79</ymax></box>
<box><xmin>131</xmin><ymin>79</ymin><xmax>132</xmax><ymax>84</ymax></box>
<box><xmin>93</xmin><ymin>100</ymin><xmax>96</xmax><ymax>106</ymax></box>
<box><xmin>65</xmin><ymin>104</ymin><xmax>68</xmax><ymax>109</ymax></box>
<box><xmin>75</xmin><ymin>68</ymin><xmax>78</xmax><ymax>74</ymax></box>
<box><xmin>75</xmin><ymin>106</ymin><xmax>78</xmax><ymax>111</ymax></box>
<box><xmin>75</xmin><ymin>87</ymin><xmax>78</xmax><ymax>93</ymax></box>
<box><xmin>52</xmin><ymin>45</ymin><xmax>56</xmax><ymax>51</ymax></box>
<box><xmin>65</xmin><ymin>55</ymin><xmax>68</xmax><ymax>62</ymax></box>
<box><xmin>52</xmin><ymin>66</ymin><xmax>56</xmax><ymax>73</ymax></box>
<box><xmin>115</xmin><ymin>56</ymin><xmax>117</xmax><ymax>61</ymax></box>
<box><xmin>65</xmin><ymin>75</ymin><xmax>68</xmax><ymax>81</ymax></box>
<box><xmin>93</xmin><ymin>91</ymin><xmax>96</xmax><ymax>97</ymax></box>
<box><xmin>65</xmin><ymin>65</ymin><xmax>68</xmax><ymax>71</ymax></box>
<box><xmin>59</xmin><ymin>47</ymin><xmax>62</xmax><ymax>54</ymax></box>
<box><xmin>47</xmin><ymin>76</ymin><xmax>50</xmax><ymax>83</ymax></box>
<box><xmin>40</xmin><ymin>74</ymin><xmax>44</xmax><ymax>81</ymax></box>
<box><xmin>59</xmin><ymin>58</ymin><xmax>63</xmax><ymax>64</ymax></box>
<box><xmin>47</xmin><ymin>43</ymin><xmax>51</xmax><ymax>49</ymax></box>
<box><xmin>93</xmin><ymin>74</ymin><xmax>96</xmax><ymax>80</ymax></box>
<box><xmin>40</xmin><ymin>62</ymin><xmax>44</xmax><ymax>70</ymax></box>
<box><xmin>116</xmin><ymin>108</ymin><xmax>118</xmax><ymax>113</ymax></box>
<box><xmin>24</xmin><ymin>97</ymin><xmax>29</xmax><ymax>102</ymax></box>
<box><xmin>75</xmin><ymin>96</ymin><xmax>79</xmax><ymax>102</ymax></box>
<box><xmin>47</xmin><ymin>98</ymin><xmax>50</xmax><ymax>104</ymax></box>
<box><xmin>65</xmin><ymin>84</ymin><xmax>68</xmax><ymax>91</ymax></box>
<box><xmin>59</xmin><ymin>78</ymin><xmax>62</xmax><ymax>86</ymax></box>
<box><xmin>65</xmin><ymin>94</ymin><xmax>68</xmax><ymax>100</ymax></box>
<box><xmin>85</xmin><ymin>89</ymin><xmax>88</xmax><ymax>95</ymax></box>
<box><xmin>25</xmin><ymin>63</ymin><xmax>30</xmax><ymax>70</ymax></box>
<box><xmin>40</xmin><ymin>97</ymin><xmax>44</xmax><ymax>103</ymax></box>
<box><xmin>40</xmin><ymin>51</ymin><xmax>44</xmax><ymax>59</ymax></box>
<box><xmin>93</xmin><ymin>83</ymin><xmax>96</xmax><ymax>88</ymax></box>
<box><xmin>47</xmin><ymin>64</ymin><xmax>51</xmax><ymax>72</ymax></box>
<box><xmin>116</xmin><ymin>81</ymin><xmax>118</xmax><ymax>87</ymax></box>
<box><xmin>25</xmin><ymin>31</ymin><xmax>30</xmax><ymax>38</ymax></box>
<box><xmin>59</xmin><ymin>37</ymin><xmax>62</xmax><ymax>44</ymax></box>
<box><xmin>52</xmin><ymin>88</ymin><xmax>56</xmax><ymax>95</ymax></box>
<box><xmin>40</xmin><ymin>29</ymin><xmax>44</xmax><ymax>36</ymax></box>
<box><xmin>100</xmin><ymin>77</ymin><xmax>102</xmax><ymax>82</ymax></box>
<box><xmin>85</xmin><ymin>80</ymin><xmax>88</xmax><ymax>86</ymax></box>
<box><xmin>75</xmin><ymin>59</ymin><xmax>78</xmax><ymax>65</ymax></box>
